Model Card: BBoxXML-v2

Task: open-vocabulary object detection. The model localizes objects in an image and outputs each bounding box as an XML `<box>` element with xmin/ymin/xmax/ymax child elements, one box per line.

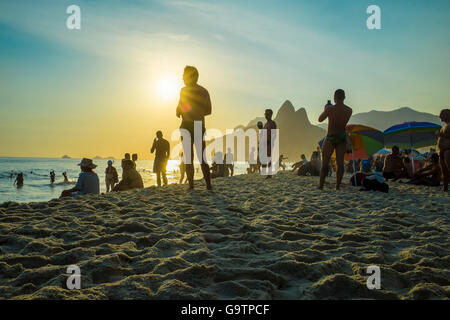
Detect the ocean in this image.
<box><xmin>0</xmin><ymin>157</ymin><xmax>253</xmax><ymax>204</ymax></box>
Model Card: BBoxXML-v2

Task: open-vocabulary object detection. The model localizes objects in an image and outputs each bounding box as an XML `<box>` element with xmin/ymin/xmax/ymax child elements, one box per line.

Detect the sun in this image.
<box><xmin>157</xmin><ymin>76</ymin><xmax>181</xmax><ymax>100</ymax></box>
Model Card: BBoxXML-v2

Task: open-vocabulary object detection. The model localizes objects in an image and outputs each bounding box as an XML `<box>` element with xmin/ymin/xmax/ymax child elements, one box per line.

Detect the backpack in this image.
<box><xmin>362</xmin><ymin>175</ymin><xmax>389</xmax><ymax>193</ymax></box>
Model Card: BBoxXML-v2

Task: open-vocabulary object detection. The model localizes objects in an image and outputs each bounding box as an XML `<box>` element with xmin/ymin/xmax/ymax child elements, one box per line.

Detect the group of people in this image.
<box><xmin>55</xmin><ymin>67</ymin><xmax>450</xmax><ymax>196</ymax></box>
<box><xmin>60</xmin><ymin>153</ymin><xmax>144</xmax><ymax>198</ymax></box>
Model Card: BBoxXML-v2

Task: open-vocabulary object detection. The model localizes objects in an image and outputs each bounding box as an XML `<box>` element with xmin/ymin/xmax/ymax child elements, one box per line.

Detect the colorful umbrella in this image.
<box><xmin>318</xmin><ymin>124</ymin><xmax>384</xmax><ymax>160</ymax></box>
<box><xmin>345</xmin><ymin>124</ymin><xmax>385</xmax><ymax>161</ymax></box>
<box><xmin>383</xmin><ymin>122</ymin><xmax>441</xmax><ymax>149</ymax></box>
<box><xmin>383</xmin><ymin>121</ymin><xmax>441</xmax><ymax>172</ymax></box>
<box><xmin>374</xmin><ymin>148</ymin><xmax>391</xmax><ymax>155</ymax></box>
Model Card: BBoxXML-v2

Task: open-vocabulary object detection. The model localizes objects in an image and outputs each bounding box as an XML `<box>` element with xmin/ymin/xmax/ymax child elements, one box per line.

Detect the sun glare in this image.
<box><xmin>157</xmin><ymin>76</ymin><xmax>181</xmax><ymax>100</ymax></box>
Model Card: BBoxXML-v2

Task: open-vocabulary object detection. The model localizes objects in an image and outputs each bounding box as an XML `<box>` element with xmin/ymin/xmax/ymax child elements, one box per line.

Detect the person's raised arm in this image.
<box><xmin>204</xmin><ymin>90</ymin><xmax>212</xmax><ymax>116</ymax></box>
<box><xmin>176</xmin><ymin>90</ymin><xmax>182</xmax><ymax>118</ymax></box>
<box><xmin>166</xmin><ymin>141</ymin><xmax>171</xmax><ymax>160</ymax></box>
<box><xmin>318</xmin><ymin>108</ymin><xmax>329</xmax><ymax>123</ymax></box>
<box><xmin>151</xmin><ymin>140</ymin><xmax>156</xmax><ymax>154</ymax></box>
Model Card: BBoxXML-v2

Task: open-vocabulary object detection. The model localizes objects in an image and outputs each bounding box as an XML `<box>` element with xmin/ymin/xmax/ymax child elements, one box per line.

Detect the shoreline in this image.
<box><xmin>0</xmin><ymin>172</ymin><xmax>448</xmax><ymax>299</ymax></box>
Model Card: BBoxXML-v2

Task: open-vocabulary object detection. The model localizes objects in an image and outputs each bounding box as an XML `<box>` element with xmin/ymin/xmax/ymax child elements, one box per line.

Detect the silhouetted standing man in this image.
<box><xmin>318</xmin><ymin>89</ymin><xmax>352</xmax><ymax>190</ymax></box>
<box><xmin>263</xmin><ymin>109</ymin><xmax>277</xmax><ymax>178</ymax></box>
<box><xmin>176</xmin><ymin>66</ymin><xmax>212</xmax><ymax>190</ymax></box>
<box><xmin>151</xmin><ymin>131</ymin><xmax>170</xmax><ymax>186</ymax></box>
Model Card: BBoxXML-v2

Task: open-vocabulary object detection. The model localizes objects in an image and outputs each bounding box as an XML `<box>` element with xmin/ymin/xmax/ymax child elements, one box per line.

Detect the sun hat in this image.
<box><xmin>78</xmin><ymin>158</ymin><xmax>97</xmax><ymax>169</ymax></box>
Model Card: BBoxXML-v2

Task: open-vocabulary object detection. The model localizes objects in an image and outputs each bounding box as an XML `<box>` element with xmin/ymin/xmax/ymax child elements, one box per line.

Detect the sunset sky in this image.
<box><xmin>1</xmin><ymin>0</ymin><xmax>449</xmax><ymax>159</ymax></box>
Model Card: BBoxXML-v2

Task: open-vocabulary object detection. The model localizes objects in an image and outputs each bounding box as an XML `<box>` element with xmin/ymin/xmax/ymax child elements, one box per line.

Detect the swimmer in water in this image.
<box><xmin>14</xmin><ymin>172</ymin><xmax>24</xmax><ymax>188</ymax></box>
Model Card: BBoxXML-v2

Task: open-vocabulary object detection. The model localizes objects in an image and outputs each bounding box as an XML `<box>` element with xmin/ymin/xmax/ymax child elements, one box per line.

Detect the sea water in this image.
<box><xmin>0</xmin><ymin>157</ymin><xmax>254</xmax><ymax>204</ymax></box>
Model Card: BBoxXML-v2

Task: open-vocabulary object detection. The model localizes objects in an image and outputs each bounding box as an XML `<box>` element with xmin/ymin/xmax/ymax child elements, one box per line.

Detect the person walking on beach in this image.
<box><xmin>14</xmin><ymin>172</ymin><xmax>24</xmax><ymax>188</ymax></box>
<box><xmin>318</xmin><ymin>89</ymin><xmax>352</xmax><ymax>190</ymax></box>
<box><xmin>176</xmin><ymin>65</ymin><xmax>212</xmax><ymax>190</ymax></box>
<box><xmin>50</xmin><ymin>170</ymin><xmax>55</xmax><ymax>185</ymax></box>
<box><xmin>60</xmin><ymin>158</ymin><xmax>100</xmax><ymax>197</ymax></box>
<box><xmin>437</xmin><ymin>109</ymin><xmax>450</xmax><ymax>191</ymax></box>
<box><xmin>151</xmin><ymin>130</ymin><xmax>170</xmax><ymax>187</ymax></box>
<box><xmin>105</xmin><ymin>160</ymin><xmax>119</xmax><ymax>192</ymax></box>
<box><xmin>263</xmin><ymin>109</ymin><xmax>277</xmax><ymax>178</ymax></box>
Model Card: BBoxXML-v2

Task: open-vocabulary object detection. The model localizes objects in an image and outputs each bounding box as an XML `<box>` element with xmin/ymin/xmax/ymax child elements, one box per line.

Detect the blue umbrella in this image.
<box><xmin>383</xmin><ymin>122</ymin><xmax>441</xmax><ymax>149</ymax></box>
<box><xmin>374</xmin><ymin>148</ymin><xmax>391</xmax><ymax>155</ymax></box>
<box><xmin>384</xmin><ymin>121</ymin><xmax>441</xmax><ymax>172</ymax></box>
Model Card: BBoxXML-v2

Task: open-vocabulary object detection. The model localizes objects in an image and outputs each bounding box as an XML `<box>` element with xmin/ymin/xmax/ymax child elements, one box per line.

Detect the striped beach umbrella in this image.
<box><xmin>383</xmin><ymin>122</ymin><xmax>441</xmax><ymax>149</ymax></box>
<box><xmin>345</xmin><ymin>124</ymin><xmax>385</xmax><ymax>161</ymax></box>
<box><xmin>383</xmin><ymin>121</ymin><xmax>441</xmax><ymax>172</ymax></box>
<box><xmin>318</xmin><ymin>124</ymin><xmax>384</xmax><ymax>160</ymax></box>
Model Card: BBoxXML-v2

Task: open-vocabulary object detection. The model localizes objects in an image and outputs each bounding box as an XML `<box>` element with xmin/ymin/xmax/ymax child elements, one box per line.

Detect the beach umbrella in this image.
<box><xmin>383</xmin><ymin>121</ymin><xmax>441</xmax><ymax>172</ymax></box>
<box><xmin>318</xmin><ymin>125</ymin><xmax>384</xmax><ymax>159</ymax></box>
<box><xmin>318</xmin><ymin>125</ymin><xmax>384</xmax><ymax>185</ymax></box>
<box><xmin>345</xmin><ymin>124</ymin><xmax>384</xmax><ymax>160</ymax></box>
<box><xmin>383</xmin><ymin>122</ymin><xmax>441</xmax><ymax>148</ymax></box>
<box><xmin>374</xmin><ymin>148</ymin><xmax>391</xmax><ymax>155</ymax></box>
<box><xmin>346</xmin><ymin>124</ymin><xmax>384</xmax><ymax>185</ymax></box>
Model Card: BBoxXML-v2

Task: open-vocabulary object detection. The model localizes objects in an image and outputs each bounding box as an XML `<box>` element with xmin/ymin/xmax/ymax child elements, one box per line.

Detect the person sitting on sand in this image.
<box><xmin>151</xmin><ymin>131</ymin><xmax>170</xmax><ymax>187</ymax></box>
<box><xmin>437</xmin><ymin>109</ymin><xmax>450</xmax><ymax>191</ymax></box>
<box><xmin>374</xmin><ymin>155</ymin><xmax>384</xmax><ymax>172</ymax></box>
<box><xmin>60</xmin><ymin>158</ymin><xmax>100</xmax><ymax>197</ymax></box>
<box><xmin>113</xmin><ymin>160</ymin><xmax>144</xmax><ymax>191</ymax></box>
<box><xmin>291</xmin><ymin>154</ymin><xmax>308</xmax><ymax>173</ymax></box>
<box><xmin>407</xmin><ymin>153</ymin><xmax>441</xmax><ymax>186</ymax></box>
<box><xmin>14</xmin><ymin>172</ymin><xmax>24</xmax><ymax>188</ymax></box>
<box><xmin>382</xmin><ymin>146</ymin><xmax>405</xmax><ymax>181</ymax></box>
<box><xmin>105</xmin><ymin>160</ymin><xmax>119</xmax><ymax>192</ymax></box>
<box><xmin>318</xmin><ymin>89</ymin><xmax>353</xmax><ymax>190</ymax></box>
<box><xmin>211</xmin><ymin>152</ymin><xmax>225</xmax><ymax>178</ymax></box>
<box><xmin>62</xmin><ymin>172</ymin><xmax>69</xmax><ymax>183</ymax></box>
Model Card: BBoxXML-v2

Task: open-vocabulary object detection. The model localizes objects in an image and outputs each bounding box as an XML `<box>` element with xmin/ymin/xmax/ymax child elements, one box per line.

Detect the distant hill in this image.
<box><xmin>61</xmin><ymin>155</ymin><xmax>71</xmax><ymax>159</ymax></box>
<box><xmin>318</xmin><ymin>107</ymin><xmax>441</xmax><ymax>131</ymax></box>
<box><xmin>220</xmin><ymin>100</ymin><xmax>326</xmax><ymax>160</ymax></box>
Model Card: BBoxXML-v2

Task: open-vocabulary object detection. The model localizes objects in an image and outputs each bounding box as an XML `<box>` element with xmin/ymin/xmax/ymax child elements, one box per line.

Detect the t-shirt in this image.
<box><xmin>74</xmin><ymin>172</ymin><xmax>100</xmax><ymax>195</ymax></box>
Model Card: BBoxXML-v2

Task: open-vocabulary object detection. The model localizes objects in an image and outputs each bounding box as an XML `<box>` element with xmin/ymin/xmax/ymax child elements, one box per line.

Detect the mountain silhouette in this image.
<box><xmin>318</xmin><ymin>107</ymin><xmax>441</xmax><ymax>131</ymax></box>
<box><xmin>224</xmin><ymin>100</ymin><xmax>326</xmax><ymax>161</ymax></box>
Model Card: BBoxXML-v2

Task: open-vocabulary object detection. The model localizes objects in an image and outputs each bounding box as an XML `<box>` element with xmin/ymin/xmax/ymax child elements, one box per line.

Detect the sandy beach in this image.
<box><xmin>0</xmin><ymin>172</ymin><xmax>448</xmax><ymax>300</ymax></box>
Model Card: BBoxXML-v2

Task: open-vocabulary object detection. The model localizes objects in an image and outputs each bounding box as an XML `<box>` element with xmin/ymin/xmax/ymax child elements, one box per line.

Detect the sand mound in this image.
<box><xmin>0</xmin><ymin>173</ymin><xmax>449</xmax><ymax>299</ymax></box>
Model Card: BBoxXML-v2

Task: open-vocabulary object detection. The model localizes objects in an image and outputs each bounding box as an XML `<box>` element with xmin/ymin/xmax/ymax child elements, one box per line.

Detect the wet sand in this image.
<box><xmin>0</xmin><ymin>172</ymin><xmax>449</xmax><ymax>299</ymax></box>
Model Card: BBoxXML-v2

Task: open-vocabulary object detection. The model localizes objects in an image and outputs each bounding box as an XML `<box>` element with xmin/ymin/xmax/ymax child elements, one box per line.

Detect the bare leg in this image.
<box><xmin>319</xmin><ymin>141</ymin><xmax>334</xmax><ymax>189</ymax></box>
<box><xmin>441</xmin><ymin>152</ymin><xmax>450</xmax><ymax>191</ymax></box>
<box><xmin>162</xmin><ymin>166</ymin><xmax>168</xmax><ymax>185</ymax></box>
<box><xmin>156</xmin><ymin>172</ymin><xmax>161</xmax><ymax>187</ymax></box>
<box><xmin>335</xmin><ymin>143</ymin><xmax>346</xmax><ymax>190</ymax></box>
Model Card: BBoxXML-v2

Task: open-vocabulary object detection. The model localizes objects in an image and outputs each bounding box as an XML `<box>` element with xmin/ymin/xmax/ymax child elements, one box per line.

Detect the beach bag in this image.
<box><xmin>350</xmin><ymin>172</ymin><xmax>369</xmax><ymax>186</ymax></box>
<box><xmin>362</xmin><ymin>175</ymin><xmax>389</xmax><ymax>193</ymax></box>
